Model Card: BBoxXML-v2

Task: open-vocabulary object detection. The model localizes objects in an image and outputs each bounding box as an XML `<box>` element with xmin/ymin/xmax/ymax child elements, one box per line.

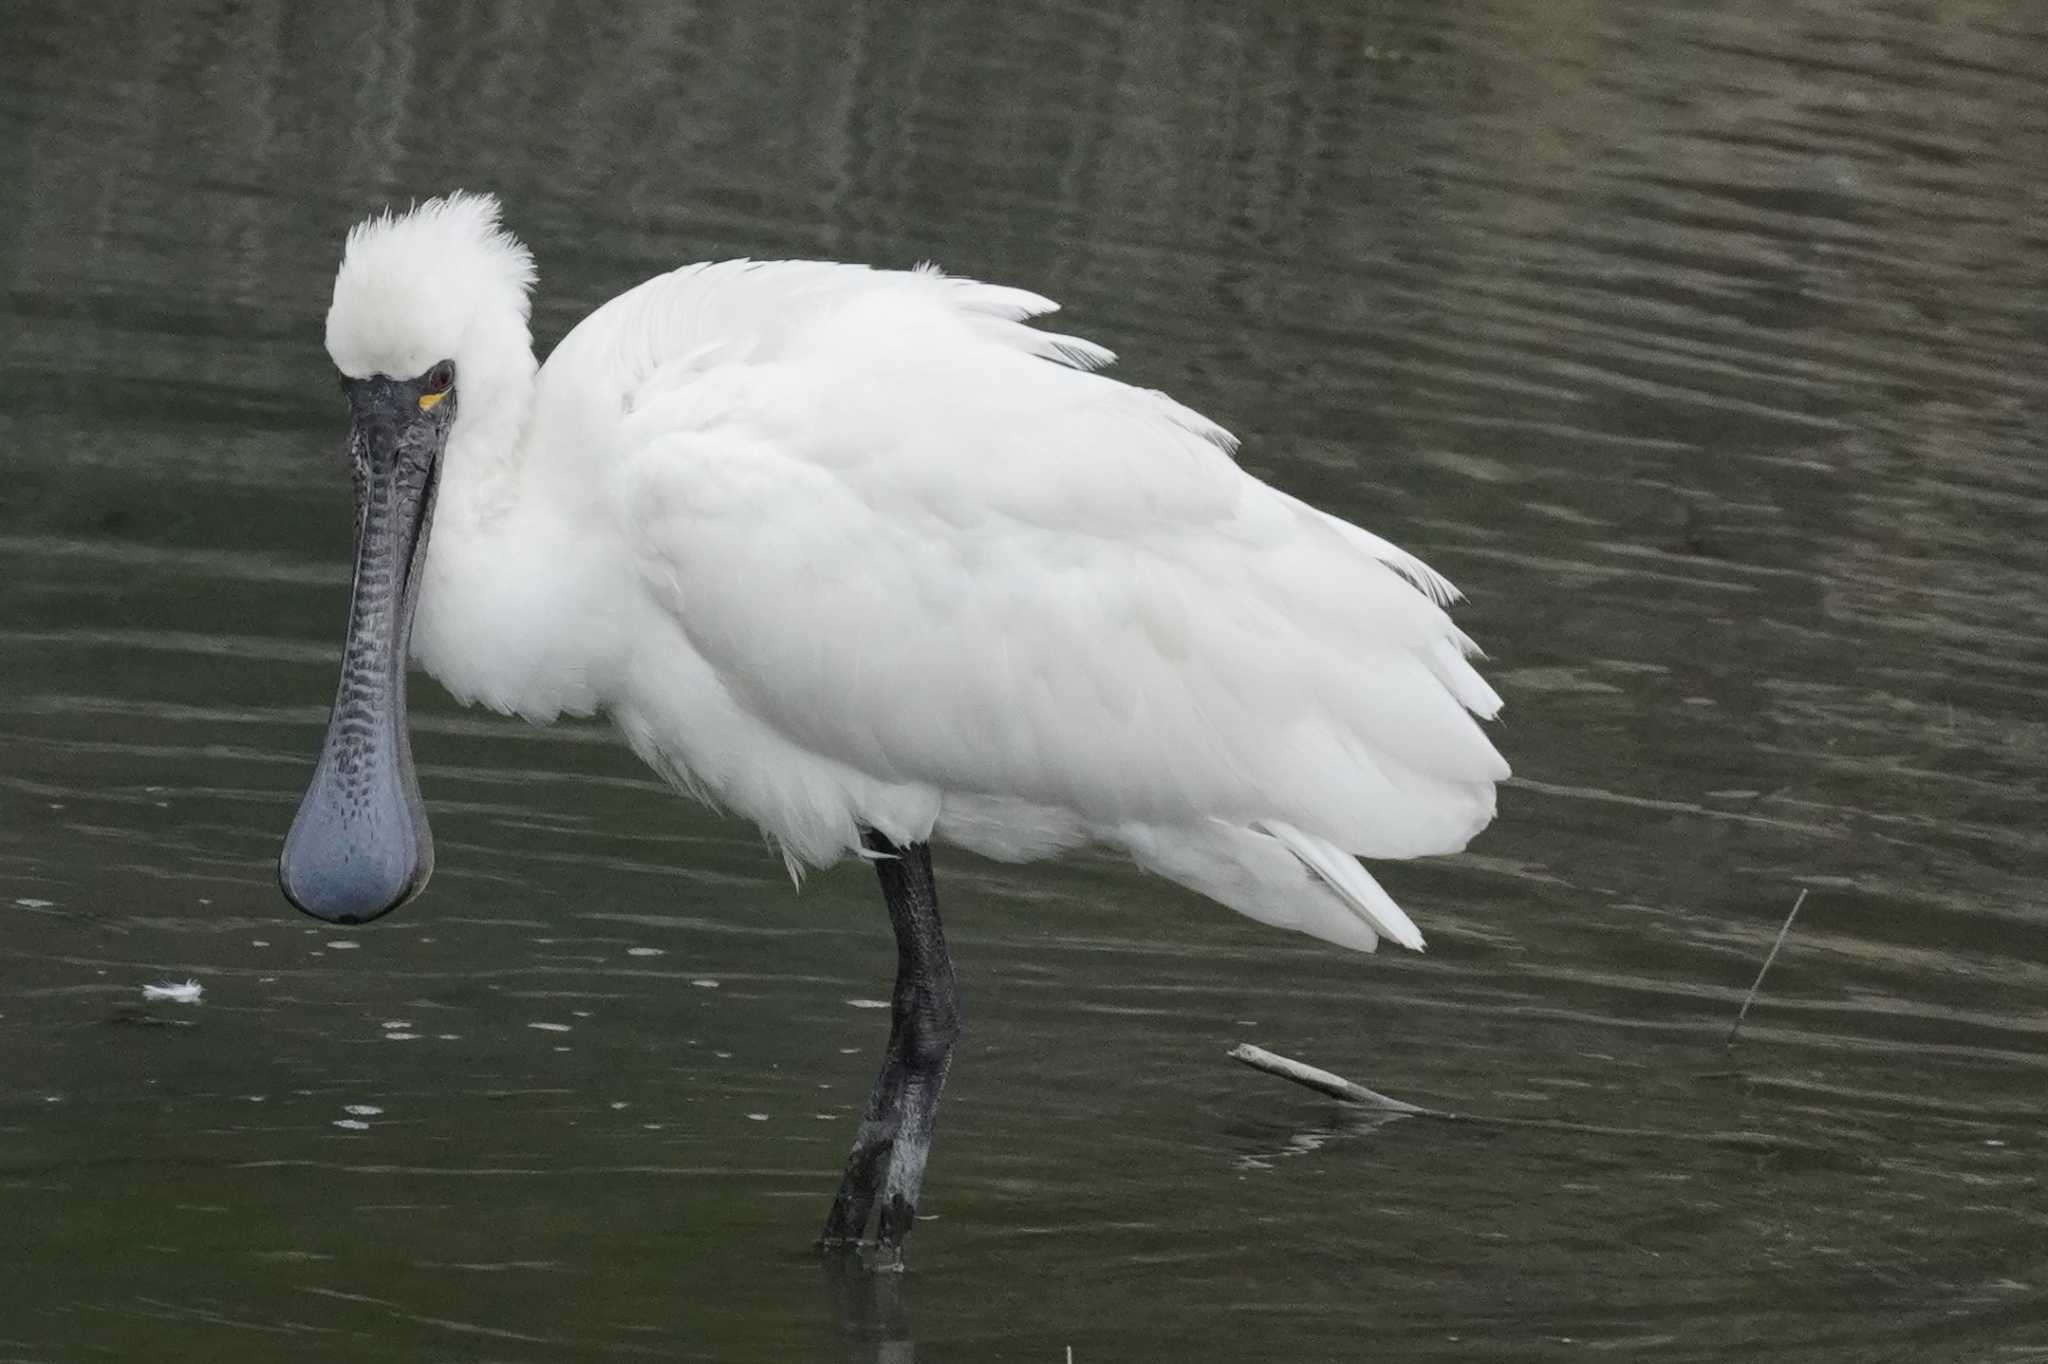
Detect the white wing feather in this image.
<box><xmin>533</xmin><ymin>260</ymin><xmax>1507</xmax><ymax>951</ymax></box>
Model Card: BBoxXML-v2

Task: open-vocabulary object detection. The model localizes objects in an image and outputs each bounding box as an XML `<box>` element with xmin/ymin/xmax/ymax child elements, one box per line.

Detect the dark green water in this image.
<box><xmin>4</xmin><ymin>2</ymin><xmax>2047</xmax><ymax>1359</ymax></box>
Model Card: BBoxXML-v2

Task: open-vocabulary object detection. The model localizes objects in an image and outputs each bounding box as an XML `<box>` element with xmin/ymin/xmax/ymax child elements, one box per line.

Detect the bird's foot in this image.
<box><xmin>814</xmin><ymin>1232</ymin><xmax>910</xmax><ymax>1273</ymax></box>
<box><xmin>817</xmin><ymin>1158</ymin><xmax>924</xmax><ymax>1269</ymax></box>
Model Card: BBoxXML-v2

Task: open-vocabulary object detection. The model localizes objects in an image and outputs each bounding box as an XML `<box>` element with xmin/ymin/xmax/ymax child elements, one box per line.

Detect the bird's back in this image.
<box><xmin>527</xmin><ymin>259</ymin><xmax>1508</xmax><ymax>951</ymax></box>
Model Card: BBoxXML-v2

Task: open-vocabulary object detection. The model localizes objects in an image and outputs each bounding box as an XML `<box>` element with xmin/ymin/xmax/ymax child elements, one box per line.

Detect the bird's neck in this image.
<box><xmin>438</xmin><ymin>323</ymin><xmax>540</xmax><ymax>528</ymax></box>
<box><xmin>410</xmin><ymin>326</ymin><xmax>627</xmax><ymax>725</ymax></box>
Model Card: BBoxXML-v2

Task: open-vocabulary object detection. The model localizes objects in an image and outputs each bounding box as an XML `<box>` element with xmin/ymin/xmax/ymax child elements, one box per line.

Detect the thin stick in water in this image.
<box><xmin>1724</xmin><ymin>887</ymin><xmax>1808</xmax><ymax>1050</ymax></box>
<box><xmin>1229</xmin><ymin>1042</ymin><xmax>1843</xmax><ymax>1157</ymax></box>
<box><xmin>1229</xmin><ymin>1044</ymin><xmax>1444</xmax><ymax>1117</ymax></box>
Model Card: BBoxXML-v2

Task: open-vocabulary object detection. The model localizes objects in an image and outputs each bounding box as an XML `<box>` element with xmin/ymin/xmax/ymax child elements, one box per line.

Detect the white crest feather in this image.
<box><xmin>326</xmin><ymin>190</ymin><xmax>536</xmax><ymax>380</ymax></box>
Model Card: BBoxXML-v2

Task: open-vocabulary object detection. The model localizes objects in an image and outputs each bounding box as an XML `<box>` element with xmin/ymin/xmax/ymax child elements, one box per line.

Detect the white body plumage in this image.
<box><xmin>322</xmin><ymin>193</ymin><xmax>1509</xmax><ymax>953</ymax></box>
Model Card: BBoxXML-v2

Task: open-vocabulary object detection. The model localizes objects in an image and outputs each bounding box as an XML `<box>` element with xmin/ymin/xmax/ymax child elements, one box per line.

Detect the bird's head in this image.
<box><xmin>279</xmin><ymin>192</ymin><xmax>534</xmax><ymax>925</ymax></box>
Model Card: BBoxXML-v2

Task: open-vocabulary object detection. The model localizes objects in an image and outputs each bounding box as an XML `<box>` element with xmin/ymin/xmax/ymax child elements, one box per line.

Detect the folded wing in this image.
<box><xmin>543</xmin><ymin>260</ymin><xmax>1508</xmax><ymax>947</ymax></box>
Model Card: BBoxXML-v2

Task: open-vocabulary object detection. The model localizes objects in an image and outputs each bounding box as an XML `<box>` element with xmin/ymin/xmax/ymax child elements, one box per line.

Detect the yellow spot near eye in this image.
<box><xmin>418</xmin><ymin>389</ymin><xmax>449</xmax><ymax>411</ymax></box>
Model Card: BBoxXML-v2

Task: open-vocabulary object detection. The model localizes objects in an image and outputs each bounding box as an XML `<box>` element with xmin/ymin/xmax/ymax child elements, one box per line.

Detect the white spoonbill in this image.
<box><xmin>280</xmin><ymin>192</ymin><xmax>1509</xmax><ymax>1260</ymax></box>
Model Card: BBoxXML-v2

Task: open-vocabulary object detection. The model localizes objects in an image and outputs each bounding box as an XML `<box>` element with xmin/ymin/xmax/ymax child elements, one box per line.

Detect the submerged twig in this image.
<box><xmin>1229</xmin><ymin>1042</ymin><xmax>1837</xmax><ymax>1158</ymax></box>
<box><xmin>1724</xmin><ymin>887</ymin><xmax>1809</xmax><ymax>1050</ymax></box>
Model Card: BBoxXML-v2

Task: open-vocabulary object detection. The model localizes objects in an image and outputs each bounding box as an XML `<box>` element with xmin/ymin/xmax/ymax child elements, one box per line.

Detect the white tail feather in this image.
<box><xmin>1116</xmin><ymin>822</ymin><xmax>1382</xmax><ymax>952</ymax></box>
<box><xmin>1258</xmin><ymin>820</ymin><xmax>1427</xmax><ymax>952</ymax></box>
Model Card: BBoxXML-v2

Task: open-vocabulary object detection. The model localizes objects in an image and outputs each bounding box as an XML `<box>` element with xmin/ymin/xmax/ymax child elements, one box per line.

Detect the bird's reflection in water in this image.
<box><xmin>816</xmin><ymin>1111</ymin><xmax>1415</xmax><ymax>1360</ymax></box>
<box><xmin>820</xmin><ymin>1251</ymin><xmax>916</xmax><ymax>1363</ymax></box>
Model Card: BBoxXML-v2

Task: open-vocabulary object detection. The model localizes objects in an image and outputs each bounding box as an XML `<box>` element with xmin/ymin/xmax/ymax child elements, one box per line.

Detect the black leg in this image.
<box><xmin>818</xmin><ymin>829</ymin><xmax>962</xmax><ymax>1265</ymax></box>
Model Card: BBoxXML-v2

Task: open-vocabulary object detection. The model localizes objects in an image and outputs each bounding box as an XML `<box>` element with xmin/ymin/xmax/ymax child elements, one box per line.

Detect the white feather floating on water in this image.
<box><xmin>142</xmin><ymin>979</ymin><xmax>204</xmax><ymax>1004</ymax></box>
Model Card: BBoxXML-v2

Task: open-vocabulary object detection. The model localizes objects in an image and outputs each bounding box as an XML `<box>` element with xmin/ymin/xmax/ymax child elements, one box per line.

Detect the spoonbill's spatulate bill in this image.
<box><xmin>280</xmin><ymin>192</ymin><xmax>1510</xmax><ymax>1260</ymax></box>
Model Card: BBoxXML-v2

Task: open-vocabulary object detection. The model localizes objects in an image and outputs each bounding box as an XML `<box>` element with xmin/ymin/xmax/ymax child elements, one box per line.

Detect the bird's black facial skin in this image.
<box><xmin>279</xmin><ymin>362</ymin><xmax>456</xmax><ymax>924</ymax></box>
